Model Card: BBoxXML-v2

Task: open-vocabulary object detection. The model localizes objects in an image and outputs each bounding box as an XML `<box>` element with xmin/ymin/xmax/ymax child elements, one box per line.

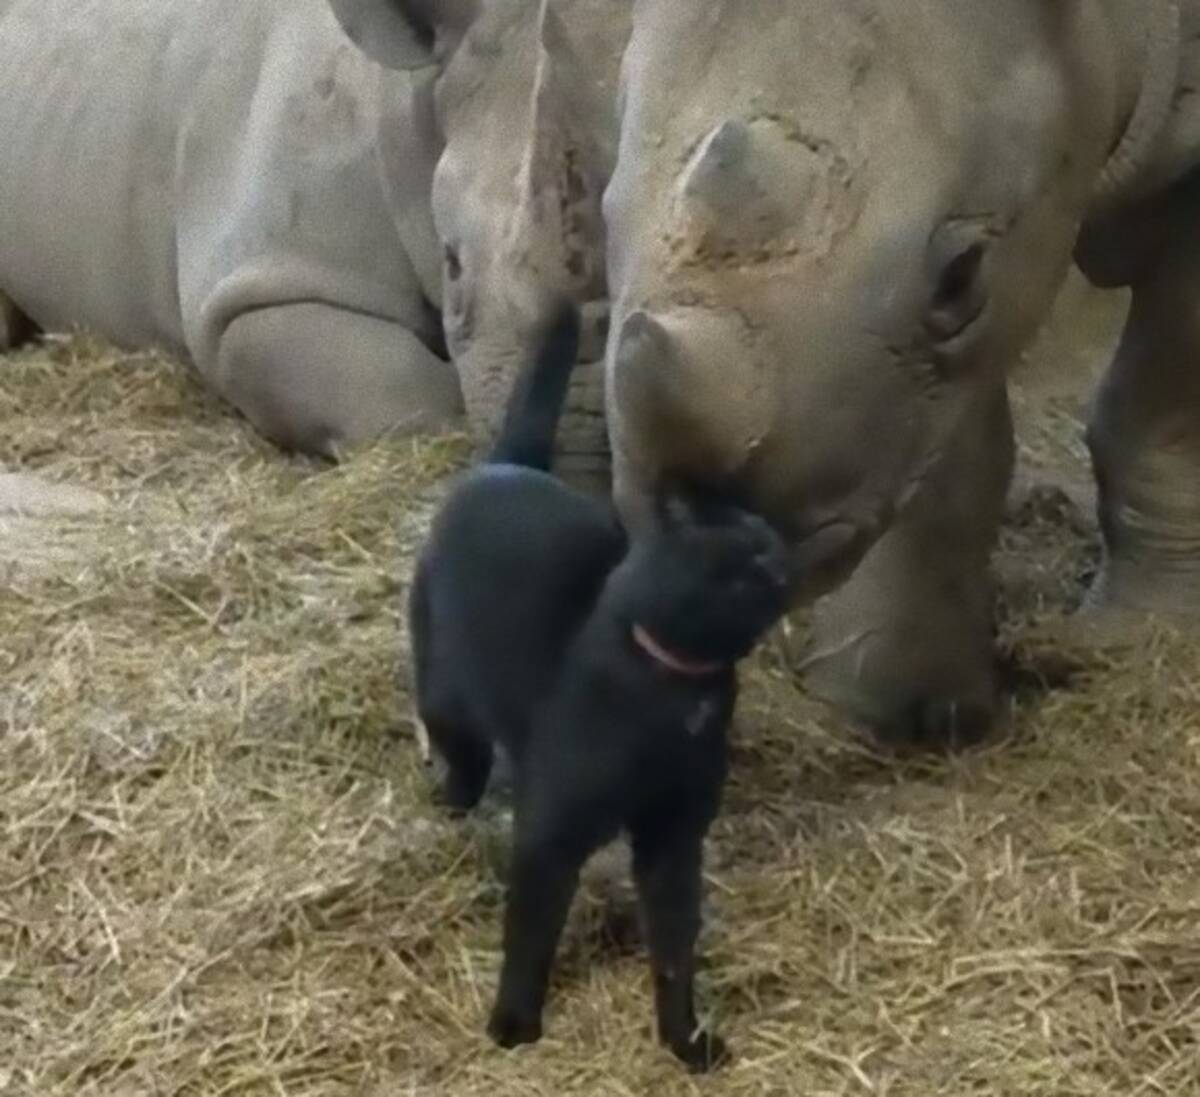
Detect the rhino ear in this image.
<box><xmin>326</xmin><ymin>0</ymin><xmax>479</xmax><ymax>70</ymax></box>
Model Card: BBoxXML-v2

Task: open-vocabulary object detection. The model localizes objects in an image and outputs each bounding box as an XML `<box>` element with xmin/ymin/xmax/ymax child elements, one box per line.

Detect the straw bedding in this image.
<box><xmin>2</xmin><ymin>314</ymin><xmax>1197</xmax><ymax>1095</ymax></box>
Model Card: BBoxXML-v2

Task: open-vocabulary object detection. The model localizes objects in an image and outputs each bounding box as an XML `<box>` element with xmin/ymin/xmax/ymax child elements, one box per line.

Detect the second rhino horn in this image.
<box><xmin>680</xmin><ymin>119</ymin><xmax>758</xmax><ymax>211</ymax></box>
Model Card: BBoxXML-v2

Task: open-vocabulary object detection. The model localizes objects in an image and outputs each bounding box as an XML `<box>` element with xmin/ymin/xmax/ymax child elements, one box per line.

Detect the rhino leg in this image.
<box><xmin>1086</xmin><ymin>211</ymin><xmax>1200</xmax><ymax>618</ymax></box>
<box><xmin>214</xmin><ymin>303</ymin><xmax>463</xmax><ymax>458</ymax></box>
<box><xmin>0</xmin><ymin>291</ymin><xmax>38</xmax><ymax>351</ymax></box>
<box><xmin>804</xmin><ymin>383</ymin><xmax>1014</xmax><ymax>751</ymax></box>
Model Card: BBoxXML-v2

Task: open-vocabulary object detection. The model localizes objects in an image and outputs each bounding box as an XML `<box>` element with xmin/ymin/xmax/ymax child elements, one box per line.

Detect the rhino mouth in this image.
<box><xmin>783</xmin><ymin>518</ymin><xmax>874</xmax><ymax>602</ymax></box>
<box><xmin>627</xmin><ymin>467</ymin><xmax>876</xmax><ymax>605</ymax></box>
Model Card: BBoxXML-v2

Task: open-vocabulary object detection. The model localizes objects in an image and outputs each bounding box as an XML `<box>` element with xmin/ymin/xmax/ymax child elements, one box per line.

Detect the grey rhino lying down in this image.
<box><xmin>0</xmin><ymin>0</ymin><xmax>629</xmax><ymax>483</ymax></box>
<box><xmin>603</xmin><ymin>0</ymin><xmax>1200</xmax><ymax>745</ymax></box>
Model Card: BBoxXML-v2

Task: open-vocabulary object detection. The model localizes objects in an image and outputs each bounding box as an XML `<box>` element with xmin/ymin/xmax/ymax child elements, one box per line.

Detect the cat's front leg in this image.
<box><xmin>630</xmin><ymin>817</ymin><xmax>728</xmax><ymax>1072</ymax></box>
<box><xmin>488</xmin><ymin>795</ymin><xmax>599</xmax><ymax>1049</ymax></box>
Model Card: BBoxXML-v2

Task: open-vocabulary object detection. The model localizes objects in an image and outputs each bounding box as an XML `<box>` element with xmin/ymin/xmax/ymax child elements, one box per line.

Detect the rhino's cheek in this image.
<box><xmin>770</xmin><ymin>358</ymin><xmax>997</xmax><ymax>603</ymax></box>
<box><xmin>439</xmin><ymin>255</ymin><xmax>524</xmax><ymax>435</ymax></box>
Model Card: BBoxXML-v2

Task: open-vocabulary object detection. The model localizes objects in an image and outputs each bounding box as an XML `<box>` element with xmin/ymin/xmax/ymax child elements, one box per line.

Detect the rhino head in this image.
<box><xmin>327</xmin><ymin>0</ymin><xmax>629</xmax><ymax>484</ymax></box>
<box><xmin>604</xmin><ymin>0</ymin><xmax>1139</xmax><ymax>595</ymax></box>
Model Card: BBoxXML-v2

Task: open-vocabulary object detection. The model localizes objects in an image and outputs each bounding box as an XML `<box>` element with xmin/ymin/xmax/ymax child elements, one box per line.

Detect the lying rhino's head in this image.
<box><xmin>328</xmin><ymin>0</ymin><xmax>629</xmax><ymax>482</ymax></box>
<box><xmin>605</xmin><ymin>0</ymin><xmax>1125</xmax><ymax>594</ymax></box>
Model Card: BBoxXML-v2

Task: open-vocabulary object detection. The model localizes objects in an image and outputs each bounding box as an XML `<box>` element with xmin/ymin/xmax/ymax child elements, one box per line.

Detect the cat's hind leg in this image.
<box><xmin>408</xmin><ymin>569</ymin><xmax>493</xmax><ymax>813</ymax></box>
<box><xmin>0</xmin><ymin>291</ymin><xmax>38</xmax><ymax>351</ymax></box>
<box><xmin>423</xmin><ymin>711</ymin><xmax>494</xmax><ymax>813</ymax></box>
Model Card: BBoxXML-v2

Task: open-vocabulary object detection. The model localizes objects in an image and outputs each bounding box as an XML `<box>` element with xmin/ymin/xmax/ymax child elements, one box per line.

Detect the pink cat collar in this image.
<box><xmin>631</xmin><ymin>623</ymin><xmax>725</xmax><ymax>678</ymax></box>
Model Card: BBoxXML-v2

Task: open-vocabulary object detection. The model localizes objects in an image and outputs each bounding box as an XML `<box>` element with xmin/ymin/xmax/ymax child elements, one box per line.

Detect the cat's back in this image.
<box><xmin>414</xmin><ymin>464</ymin><xmax>625</xmax><ymax>724</ymax></box>
<box><xmin>425</xmin><ymin>464</ymin><xmax>619</xmax><ymax>581</ymax></box>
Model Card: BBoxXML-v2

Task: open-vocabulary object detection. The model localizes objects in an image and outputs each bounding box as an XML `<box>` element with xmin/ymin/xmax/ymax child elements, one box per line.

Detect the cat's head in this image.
<box><xmin>623</xmin><ymin>490</ymin><xmax>791</xmax><ymax>668</ymax></box>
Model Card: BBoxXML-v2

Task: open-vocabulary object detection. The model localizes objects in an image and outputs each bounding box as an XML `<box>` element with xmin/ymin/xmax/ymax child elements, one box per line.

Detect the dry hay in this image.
<box><xmin>2</xmin><ymin>334</ymin><xmax>1199</xmax><ymax>1097</ymax></box>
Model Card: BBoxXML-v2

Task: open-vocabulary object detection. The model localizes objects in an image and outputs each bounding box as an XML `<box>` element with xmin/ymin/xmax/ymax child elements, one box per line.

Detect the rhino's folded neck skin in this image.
<box><xmin>1090</xmin><ymin>0</ymin><xmax>1182</xmax><ymax>217</ymax></box>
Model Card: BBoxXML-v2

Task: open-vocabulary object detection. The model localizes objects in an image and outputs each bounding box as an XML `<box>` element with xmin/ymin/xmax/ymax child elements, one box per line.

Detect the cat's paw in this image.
<box><xmin>487</xmin><ymin>1006</ymin><xmax>543</xmax><ymax>1050</ymax></box>
<box><xmin>434</xmin><ymin>770</ymin><xmax>487</xmax><ymax>815</ymax></box>
<box><xmin>668</xmin><ymin>1030</ymin><xmax>730</xmax><ymax>1073</ymax></box>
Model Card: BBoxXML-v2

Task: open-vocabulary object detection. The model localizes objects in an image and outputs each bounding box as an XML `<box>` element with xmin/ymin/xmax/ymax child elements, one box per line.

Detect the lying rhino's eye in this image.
<box><xmin>926</xmin><ymin>230</ymin><xmax>990</xmax><ymax>343</ymax></box>
<box><xmin>444</xmin><ymin>245</ymin><xmax>462</xmax><ymax>282</ymax></box>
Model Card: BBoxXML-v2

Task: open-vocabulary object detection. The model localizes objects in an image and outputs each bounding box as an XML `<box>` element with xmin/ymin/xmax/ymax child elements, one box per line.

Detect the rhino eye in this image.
<box><xmin>444</xmin><ymin>245</ymin><xmax>462</xmax><ymax>282</ymax></box>
<box><xmin>935</xmin><ymin>244</ymin><xmax>983</xmax><ymax>307</ymax></box>
<box><xmin>926</xmin><ymin>231</ymin><xmax>990</xmax><ymax>343</ymax></box>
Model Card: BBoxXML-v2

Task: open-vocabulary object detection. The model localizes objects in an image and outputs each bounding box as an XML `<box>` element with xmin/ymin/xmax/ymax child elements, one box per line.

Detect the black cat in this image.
<box><xmin>408</xmin><ymin>302</ymin><xmax>790</xmax><ymax>1071</ymax></box>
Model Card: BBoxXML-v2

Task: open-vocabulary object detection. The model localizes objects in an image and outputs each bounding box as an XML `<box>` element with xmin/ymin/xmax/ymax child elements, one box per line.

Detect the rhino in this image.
<box><xmin>0</xmin><ymin>0</ymin><xmax>627</xmax><ymax>480</ymax></box>
<box><xmin>603</xmin><ymin>0</ymin><xmax>1200</xmax><ymax>744</ymax></box>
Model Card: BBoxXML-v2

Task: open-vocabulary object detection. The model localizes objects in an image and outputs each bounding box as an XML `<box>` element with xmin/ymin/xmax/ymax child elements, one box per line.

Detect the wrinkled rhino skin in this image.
<box><xmin>604</xmin><ymin>0</ymin><xmax>1200</xmax><ymax>745</ymax></box>
<box><xmin>0</xmin><ymin>0</ymin><xmax>629</xmax><ymax>481</ymax></box>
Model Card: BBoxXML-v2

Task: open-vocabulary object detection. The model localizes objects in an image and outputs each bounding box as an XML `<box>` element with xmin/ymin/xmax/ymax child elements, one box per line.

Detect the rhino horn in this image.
<box><xmin>616</xmin><ymin>310</ymin><xmax>673</xmax><ymax>376</ymax></box>
<box><xmin>521</xmin><ymin>9</ymin><xmax>569</xmax><ymax>196</ymax></box>
<box><xmin>613</xmin><ymin>305</ymin><xmax>777</xmax><ymax>489</ymax></box>
<box><xmin>612</xmin><ymin>310</ymin><xmax>679</xmax><ymax>426</ymax></box>
<box><xmin>677</xmin><ymin>118</ymin><xmax>803</xmax><ymax>245</ymax></box>
<box><xmin>523</xmin><ymin>0</ymin><xmax>591</xmax><ymax>191</ymax></box>
<box><xmin>516</xmin><ymin>2</ymin><xmax>604</xmax><ymax>286</ymax></box>
<box><xmin>609</xmin><ymin>310</ymin><xmax>677</xmax><ymax>528</ymax></box>
<box><xmin>680</xmin><ymin>119</ymin><xmax>754</xmax><ymax>208</ymax></box>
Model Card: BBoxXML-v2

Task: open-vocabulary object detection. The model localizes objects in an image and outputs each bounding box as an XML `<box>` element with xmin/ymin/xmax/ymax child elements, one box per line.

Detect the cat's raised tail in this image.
<box><xmin>488</xmin><ymin>300</ymin><xmax>582</xmax><ymax>472</ymax></box>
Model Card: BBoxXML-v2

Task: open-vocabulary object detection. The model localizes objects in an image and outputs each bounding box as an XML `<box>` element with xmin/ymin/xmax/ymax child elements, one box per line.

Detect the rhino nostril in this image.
<box><xmin>934</xmin><ymin>243</ymin><xmax>984</xmax><ymax>309</ymax></box>
<box><xmin>925</xmin><ymin>226</ymin><xmax>991</xmax><ymax>343</ymax></box>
